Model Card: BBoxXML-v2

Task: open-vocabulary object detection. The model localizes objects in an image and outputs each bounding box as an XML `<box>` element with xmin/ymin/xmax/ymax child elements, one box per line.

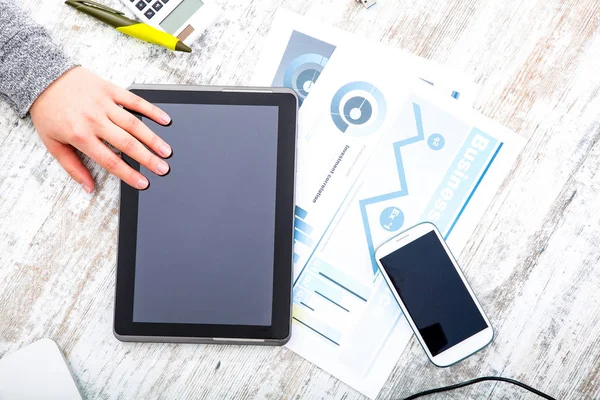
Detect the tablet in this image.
<box><xmin>115</xmin><ymin>85</ymin><xmax>297</xmax><ymax>345</ymax></box>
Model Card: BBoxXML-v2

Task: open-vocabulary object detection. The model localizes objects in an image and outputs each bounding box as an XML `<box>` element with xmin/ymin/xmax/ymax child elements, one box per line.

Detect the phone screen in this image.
<box><xmin>379</xmin><ymin>231</ymin><xmax>488</xmax><ymax>356</ymax></box>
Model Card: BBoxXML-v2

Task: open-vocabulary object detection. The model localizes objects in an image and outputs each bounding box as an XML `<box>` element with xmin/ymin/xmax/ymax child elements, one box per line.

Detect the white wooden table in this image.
<box><xmin>2</xmin><ymin>0</ymin><xmax>600</xmax><ymax>398</ymax></box>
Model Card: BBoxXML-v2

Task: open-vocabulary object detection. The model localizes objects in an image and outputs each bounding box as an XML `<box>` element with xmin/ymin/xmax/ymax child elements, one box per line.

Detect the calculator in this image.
<box><xmin>120</xmin><ymin>0</ymin><xmax>221</xmax><ymax>45</ymax></box>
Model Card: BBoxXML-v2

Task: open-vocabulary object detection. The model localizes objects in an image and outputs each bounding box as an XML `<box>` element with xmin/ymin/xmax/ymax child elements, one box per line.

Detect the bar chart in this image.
<box><xmin>293</xmin><ymin>206</ymin><xmax>315</xmax><ymax>265</ymax></box>
<box><xmin>292</xmin><ymin>257</ymin><xmax>372</xmax><ymax>346</ymax></box>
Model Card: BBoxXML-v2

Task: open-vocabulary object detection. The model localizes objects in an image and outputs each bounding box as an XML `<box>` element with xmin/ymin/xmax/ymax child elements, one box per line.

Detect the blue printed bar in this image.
<box><xmin>296</xmin><ymin>272</ymin><xmax>348</xmax><ymax>310</ymax></box>
<box><xmin>309</xmin><ymin>258</ymin><xmax>372</xmax><ymax>302</ymax></box>
<box><xmin>294</xmin><ymin>228</ymin><xmax>315</xmax><ymax>247</ymax></box>
<box><xmin>292</xmin><ymin>304</ymin><xmax>343</xmax><ymax>345</ymax></box>
<box><xmin>294</xmin><ymin>217</ymin><xmax>314</xmax><ymax>235</ymax></box>
<box><xmin>420</xmin><ymin>128</ymin><xmax>499</xmax><ymax>236</ymax></box>
<box><xmin>293</xmin><ymin>253</ymin><xmax>300</xmax><ymax>264</ymax></box>
<box><xmin>451</xmin><ymin>91</ymin><xmax>460</xmax><ymax>99</ymax></box>
<box><xmin>295</xmin><ymin>205</ymin><xmax>308</xmax><ymax>220</ymax></box>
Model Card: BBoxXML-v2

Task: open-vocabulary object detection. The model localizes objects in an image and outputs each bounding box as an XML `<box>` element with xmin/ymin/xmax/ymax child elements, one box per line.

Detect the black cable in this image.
<box><xmin>401</xmin><ymin>376</ymin><xmax>556</xmax><ymax>400</ymax></box>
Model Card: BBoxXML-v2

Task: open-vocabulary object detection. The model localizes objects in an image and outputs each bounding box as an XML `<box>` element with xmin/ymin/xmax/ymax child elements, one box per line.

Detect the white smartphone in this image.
<box><xmin>375</xmin><ymin>222</ymin><xmax>493</xmax><ymax>367</ymax></box>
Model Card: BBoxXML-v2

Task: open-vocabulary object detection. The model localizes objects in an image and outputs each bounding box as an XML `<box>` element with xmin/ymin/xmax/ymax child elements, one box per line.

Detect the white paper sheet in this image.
<box><xmin>252</xmin><ymin>11</ymin><xmax>524</xmax><ymax>399</ymax></box>
<box><xmin>252</xmin><ymin>10</ymin><xmax>479</xmax><ymax>107</ymax></box>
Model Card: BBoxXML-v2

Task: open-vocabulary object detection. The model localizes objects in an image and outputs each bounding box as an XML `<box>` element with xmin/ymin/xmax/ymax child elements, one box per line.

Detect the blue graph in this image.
<box><xmin>330</xmin><ymin>81</ymin><xmax>387</xmax><ymax>137</ymax></box>
<box><xmin>357</xmin><ymin>102</ymin><xmax>424</xmax><ymax>273</ymax></box>
<box><xmin>283</xmin><ymin>54</ymin><xmax>330</xmax><ymax>106</ymax></box>
<box><xmin>294</xmin><ymin>206</ymin><xmax>314</xmax><ymax>263</ymax></box>
<box><xmin>359</xmin><ymin>102</ymin><xmax>503</xmax><ymax>274</ymax></box>
<box><xmin>292</xmin><ymin>257</ymin><xmax>372</xmax><ymax>346</ymax></box>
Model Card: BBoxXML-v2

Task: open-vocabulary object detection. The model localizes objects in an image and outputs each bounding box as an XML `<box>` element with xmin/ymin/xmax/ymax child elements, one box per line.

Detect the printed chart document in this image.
<box><xmin>252</xmin><ymin>11</ymin><xmax>525</xmax><ymax>400</ymax></box>
<box><xmin>286</xmin><ymin>45</ymin><xmax>524</xmax><ymax>398</ymax></box>
<box><xmin>252</xmin><ymin>9</ymin><xmax>479</xmax><ymax>107</ymax></box>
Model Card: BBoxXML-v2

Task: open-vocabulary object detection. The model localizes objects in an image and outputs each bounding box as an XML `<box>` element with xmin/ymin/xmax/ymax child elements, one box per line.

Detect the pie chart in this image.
<box><xmin>283</xmin><ymin>53</ymin><xmax>330</xmax><ymax>106</ymax></box>
<box><xmin>330</xmin><ymin>81</ymin><xmax>387</xmax><ymax>137</ymax></box>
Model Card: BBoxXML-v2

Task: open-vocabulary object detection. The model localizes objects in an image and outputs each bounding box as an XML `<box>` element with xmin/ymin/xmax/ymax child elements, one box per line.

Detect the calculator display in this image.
<box><xmin>160</xmin><ymin>0</ymin><xmax>204</xmax><ymax>34</ymax></box>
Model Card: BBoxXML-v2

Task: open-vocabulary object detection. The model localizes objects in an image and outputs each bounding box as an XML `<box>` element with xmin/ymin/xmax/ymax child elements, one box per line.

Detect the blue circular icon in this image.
<box><xmin>379</xmin><ymin>207</ymin><xmax>404</xmax><ymax>232</ymax></box>
<box><xmin>283</xmin><ymin>53</ymin><xmax>329</xmax><ymax>106</ymax></box>
<box><xmin>427</xmin><ymin>134</ymin><xmax>445</xmax><ymax>150</ymax></box>
<box><xmin>330</xmin><ymin>81</ymin><xmax>386</xmax><ymax>137</ymax></box>
<box><xmin>296</xmin><ymin>68</ymin><xmax>320</xmax><ymax>97</ymax></box>
<box><xmin>344</xmin><ymin>96</ymin><xmax>373</xmax><ymax>124</ymax></box>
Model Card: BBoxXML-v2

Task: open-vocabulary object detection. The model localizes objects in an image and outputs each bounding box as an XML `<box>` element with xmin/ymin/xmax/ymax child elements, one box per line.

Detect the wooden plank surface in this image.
<box><xmin>1</xmin><ymin>0</ymin><xmax>600</xmax><ymax>398</ymax></box>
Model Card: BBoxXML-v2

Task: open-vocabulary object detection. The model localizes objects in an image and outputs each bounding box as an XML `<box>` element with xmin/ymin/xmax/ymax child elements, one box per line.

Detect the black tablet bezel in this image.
<box><xmin>114</xmin><ymin>87</ymin><xmax>297</xmax><ymax>343</ymax></box>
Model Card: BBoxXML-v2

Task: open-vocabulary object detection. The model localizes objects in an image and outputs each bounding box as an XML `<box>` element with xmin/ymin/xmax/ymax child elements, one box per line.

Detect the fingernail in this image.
<box><xmin>137</xmin><ymin>177</ymin><xmax>149</xmax><ymax>189</ymax></box>
<box><xmin>157</xmin><ymin>160</ymin><xmax>169</xmax><ymax>175</ymax></box>
<box><xmin>82</xmin><ymin>184</ymin><xmax>93</xmax><ymax>194</ymax></box>
<box><xmin>161</xmin><ymin>113</ymin><xmax>171</xmax><ymax>125</ymax></box>
<box><xmin>160</xmin><ymin>144</ymin><xmax>172</xmax><ymax>157</ymax></box>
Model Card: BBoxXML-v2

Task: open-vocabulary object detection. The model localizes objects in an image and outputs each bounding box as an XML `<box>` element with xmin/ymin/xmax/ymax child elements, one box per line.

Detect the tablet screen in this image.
<box><xmin>131</xmin><ymin>103</ymin><xmax>279</xmax><ymax>326</ymax></box>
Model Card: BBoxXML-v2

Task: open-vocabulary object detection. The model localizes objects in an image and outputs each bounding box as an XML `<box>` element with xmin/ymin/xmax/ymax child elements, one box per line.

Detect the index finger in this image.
<box><xmin>113</xmin><ymin>88</ymin><xmax>171</xmax><ymax>126</ymax></box>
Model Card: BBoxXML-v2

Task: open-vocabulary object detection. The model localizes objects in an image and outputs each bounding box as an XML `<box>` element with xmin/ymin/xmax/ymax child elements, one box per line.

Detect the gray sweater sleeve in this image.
<box><xmin>0</xmin><ymin>1</ymin><xmax>78</xmax><ymax>117</ymax></box>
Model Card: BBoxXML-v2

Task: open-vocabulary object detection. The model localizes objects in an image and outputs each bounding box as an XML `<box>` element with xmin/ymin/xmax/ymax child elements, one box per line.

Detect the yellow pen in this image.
<box><xmin>65</xmin><ymin>0</ymin><xmax>192</xmax><ymax>53</ymax></box>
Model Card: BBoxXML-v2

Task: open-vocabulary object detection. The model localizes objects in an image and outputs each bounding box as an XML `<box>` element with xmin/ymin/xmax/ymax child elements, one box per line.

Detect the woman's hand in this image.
<box><xmin>30</xmin><ymin>66</ymin><xmax>172</xmax><ymax>193</ymax></box>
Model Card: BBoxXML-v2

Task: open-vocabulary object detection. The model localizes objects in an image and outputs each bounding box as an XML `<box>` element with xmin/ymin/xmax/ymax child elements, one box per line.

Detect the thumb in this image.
<box><xmin>46</xmin><ymin>140</ymin><xmax>95</xmax><ymax>193</ymax></box>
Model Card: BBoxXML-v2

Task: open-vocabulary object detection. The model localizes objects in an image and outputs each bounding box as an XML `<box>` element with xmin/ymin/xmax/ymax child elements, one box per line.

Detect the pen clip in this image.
<box><xmin>66</xmin><ymin>0</ymin><xmax>125</xmax><ymax>15</ymax></box>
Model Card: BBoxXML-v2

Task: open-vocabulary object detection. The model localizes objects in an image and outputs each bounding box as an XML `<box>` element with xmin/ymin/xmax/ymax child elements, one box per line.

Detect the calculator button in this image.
<box><xmin>145</xmin><ymin>0</ymin><xmax>152</xmax><ymax>2</ymax></box>
<box><xmin>144</xmin><ymin>9</ymin><xmax>155</xmax><ymax>19</ymax></box>
<box><xmin>135</xmin><ymin>1</ymin><xmax>146</xmax><ymax>10</ymax></box>
<box><xmin>162</xmin><ymin>0</ymin><xmax>169</xmax><ymax>3</ymax></box>
<box><xmin>152</xmin><ymin>1</ymin><xmax>163</xmax><ymax>11</ymax></box>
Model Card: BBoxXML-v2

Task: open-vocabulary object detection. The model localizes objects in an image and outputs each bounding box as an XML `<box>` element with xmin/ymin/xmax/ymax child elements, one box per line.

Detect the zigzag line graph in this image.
<box><xmin>359</xmin><ymin>102</ymin><xmax>505</xmax><ymax>275</ymax></box>
<box><xmin>358</xmin><ymin>102</ymin><xmax>426</xmax><ymax>274</ymax></box>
